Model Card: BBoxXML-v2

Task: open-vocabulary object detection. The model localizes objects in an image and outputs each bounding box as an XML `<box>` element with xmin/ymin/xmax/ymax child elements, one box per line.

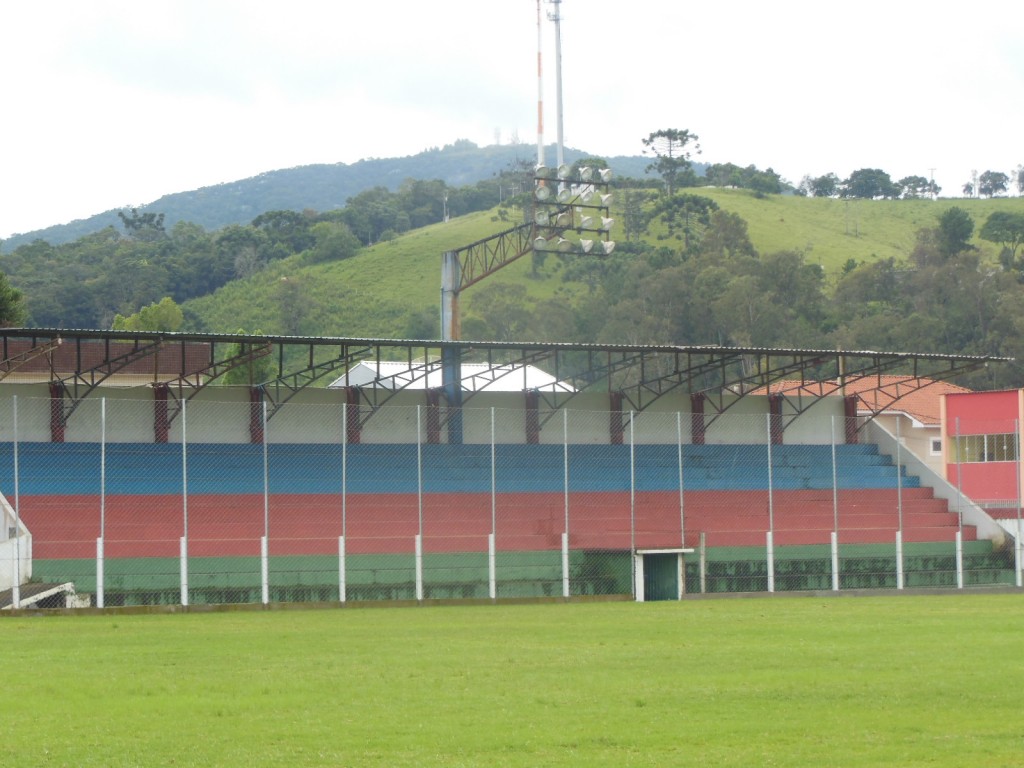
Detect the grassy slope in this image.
<box><xmin>4</xmin><ymin>596</ymin><xmax>1024</xmax><ymax>767</ymax></box>
<box><xmin>183</xmin><ymin>194</ymin><xmax>1024</xmax><ymax>338</ymax></box>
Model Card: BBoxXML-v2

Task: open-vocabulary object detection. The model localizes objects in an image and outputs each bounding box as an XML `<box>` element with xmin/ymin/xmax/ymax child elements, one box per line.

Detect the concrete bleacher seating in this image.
<box><xmin>0</xmin><ymin>440</ymin><xmax>970</xmax><ymax>565</ymax></box>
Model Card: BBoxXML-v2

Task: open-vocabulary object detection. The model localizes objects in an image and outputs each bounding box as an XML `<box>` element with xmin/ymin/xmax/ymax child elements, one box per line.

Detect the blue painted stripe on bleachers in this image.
<box><xmin>0</xmin><ymin>442</ymin><xmax>918</xmax><ymax>495</ymax></box>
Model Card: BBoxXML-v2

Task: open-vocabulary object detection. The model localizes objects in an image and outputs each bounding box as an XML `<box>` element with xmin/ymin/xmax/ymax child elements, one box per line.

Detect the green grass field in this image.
<box><xmin>4</xmin><ymin>595</ymin><xmax>1024</xmax><ymax>767</ymax></box>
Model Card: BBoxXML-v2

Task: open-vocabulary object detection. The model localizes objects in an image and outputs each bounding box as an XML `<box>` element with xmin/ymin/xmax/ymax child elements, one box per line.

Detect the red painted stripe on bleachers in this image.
<box><xmin>17</xmin><ymin>487</ymin><xmax>973</xmax><ymax>559</ymax></box>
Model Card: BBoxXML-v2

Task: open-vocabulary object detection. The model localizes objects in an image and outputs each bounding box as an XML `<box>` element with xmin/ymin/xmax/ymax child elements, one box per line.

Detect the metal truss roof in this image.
<box><xmin>0</xmin><ymin>328</ymin><xmax>1009</xmax><ymax>430</ymax></box>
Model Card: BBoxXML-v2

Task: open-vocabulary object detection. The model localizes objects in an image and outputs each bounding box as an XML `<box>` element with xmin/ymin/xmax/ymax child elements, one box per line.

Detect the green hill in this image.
<box><xmin>183</xmin><ymin>190</ymin><xmax>1024</xmax><ymax>340</ymax></box>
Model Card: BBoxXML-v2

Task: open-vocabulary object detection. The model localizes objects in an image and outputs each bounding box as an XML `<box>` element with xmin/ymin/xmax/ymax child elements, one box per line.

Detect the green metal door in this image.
<box><xmin>643</xmin><ymin>553</ymin><xmax>678</xmax><ymax>601</ymax></box>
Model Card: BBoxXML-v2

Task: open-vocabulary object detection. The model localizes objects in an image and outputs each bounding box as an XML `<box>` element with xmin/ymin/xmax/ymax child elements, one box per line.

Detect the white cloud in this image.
<box><xmin>2</xmin><ymin>0</ymin><xmax>1022</xmax><ymax>238</ymax></box>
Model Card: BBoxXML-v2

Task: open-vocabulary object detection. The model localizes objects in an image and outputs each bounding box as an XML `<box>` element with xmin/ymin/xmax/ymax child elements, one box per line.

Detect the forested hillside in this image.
<box><xmin>0</xmin><ymin>141</ymin><xmax>657</xmax><ymax>249</ymax></box>
<box><xmin>2</xmin><ymin>145</ymin><xmax>1024</xmax><ymax>391</ymax></box>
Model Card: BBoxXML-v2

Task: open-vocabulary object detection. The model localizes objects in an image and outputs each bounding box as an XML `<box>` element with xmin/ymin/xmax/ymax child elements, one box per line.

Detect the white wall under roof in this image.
<box><xmin>327</xmin><ymin>361</ymin><xmax>575</xmax><ymax>392</ymax></box>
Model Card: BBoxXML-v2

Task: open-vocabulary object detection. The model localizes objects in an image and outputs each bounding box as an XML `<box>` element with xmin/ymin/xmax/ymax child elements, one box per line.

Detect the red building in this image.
<box><xmin>943</xmin><ymin>389</ymin><xmax>1023</xmax><ymax>523</ymax></box>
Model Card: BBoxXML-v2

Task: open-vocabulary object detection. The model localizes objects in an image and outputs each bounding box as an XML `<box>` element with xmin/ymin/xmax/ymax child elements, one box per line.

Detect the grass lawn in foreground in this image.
<box><xmin>3</xmin><ymin>595</ymin><xmax>1024</xmax><ymax>767</ymax></box>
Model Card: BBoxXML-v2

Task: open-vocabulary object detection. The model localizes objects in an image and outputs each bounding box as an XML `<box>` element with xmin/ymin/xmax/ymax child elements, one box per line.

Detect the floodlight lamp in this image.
<box><xmin>557</xmin><ymin>163</ymin><xmax>572</xmax><ymax>180</ymax></box>
<box><xmin>601</xmin><ymin>217</ymin><xmax>615</xmax><ymax>231</ymax></box>
<box><xmin>579</xmin><ymin>215</ymin><xmax>595</xmax><ymax>230</ymax></box>
<box><xmin>579</xmin><ymin>167</ymin><xmax>594</xmax><ymax>182</ymax></box>
<box><xmin>555</xmin><ymin>212</ymin><xmax>573</xmax><ymax>228</ymax></box>
<box><xmin>599</xmin><ymin>168</ymin><xmax>613</xmax><ymax>182</ymax></box>
<box><xmin>579</xmin><ymin>188</ymin><xmax>596</xmax><ymax>204</ymax></box>
<box><xmin>602</xmin><ymin>241</ymin><xmax>616</xmax><ymax>255</ymax></box>
<box><xmin>556</xmin><ymin>188</ymin><xmax>573</xmax><ymax>204</ymax></box>
<box><xmin>557</xmin><ymin>237</ymin><xmax>575</xmax><ymax>253</ymax></box>
<box><xmin>535</xmin><ymin>210</ymin><xmax>551</xmax><ymax>226</ymax></box>
<box><xmin>600</xmin><ymin>193</ymin><xmax>614</xmax><ymax>207</ymax></box>
<box><xmin>533</xmin><ymin>236</ymin><xmax>548</xmax><ymax>251</ymax></box>
<box><xmin>535</xmin><ymin>184</ymin><xmax>552</xmax><ymax>202</ymax></box>
<box><xmin>535</xmin><ymin>165</ymin><xmax>553</xmax><ymax>179</ymax></box>
<box><xmin>579</xmin><ymin>239</ymin><xmax>594</xmax><ymax>254</ymax></box>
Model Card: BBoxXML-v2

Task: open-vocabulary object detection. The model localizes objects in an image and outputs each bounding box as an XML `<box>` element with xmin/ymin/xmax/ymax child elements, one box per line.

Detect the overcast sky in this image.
<box><xmin>2</xmin><ymin>0</ymin><xmax>1022</xmax><ymax>239</ymax></box>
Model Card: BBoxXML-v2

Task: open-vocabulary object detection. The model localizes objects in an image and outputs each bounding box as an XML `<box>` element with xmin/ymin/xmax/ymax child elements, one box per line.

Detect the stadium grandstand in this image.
<box><xmin>0</xmin><ymin>327</ymin><xmax>1016</xmax><ymax>609</ymax></box>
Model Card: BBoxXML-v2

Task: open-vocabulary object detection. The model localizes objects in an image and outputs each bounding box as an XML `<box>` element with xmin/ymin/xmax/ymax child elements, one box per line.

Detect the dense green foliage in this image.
<box><xmin>4</xmin><ymin>596</ymin><xmax>1024</xmax><ymax>766</ymax></box>
<box><xmin>0</xmin><ymin>142</ymin><xmax>660</xmax><ymax>249</ymax></box>
<box><xmin>3</xmin><ymin>150</ymin><xmax>1024</xmax><ymax>389</ymax></box>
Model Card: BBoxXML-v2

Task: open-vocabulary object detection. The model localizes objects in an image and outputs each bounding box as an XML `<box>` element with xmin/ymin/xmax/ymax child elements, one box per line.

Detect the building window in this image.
<box><xmin>951</xmin><ymin>433</ymin><xmax>1018</xmax><ymax>463</ymax></box>
<box><xmin>930</xmin><ymin>437</ymin><xmax>943</xmax><ymax>456</ymax></box>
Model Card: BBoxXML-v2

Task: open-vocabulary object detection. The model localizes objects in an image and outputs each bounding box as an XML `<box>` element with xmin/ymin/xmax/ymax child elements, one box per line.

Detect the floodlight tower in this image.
<box><xmin>536</xmin><ymin>0</ymin><xmax>545</xmax><ymax>168</ymax></box>
<box><xmin>548</xmin><ymin>0</ymin><xmax>565</xmax><ymax>169</ymax></box>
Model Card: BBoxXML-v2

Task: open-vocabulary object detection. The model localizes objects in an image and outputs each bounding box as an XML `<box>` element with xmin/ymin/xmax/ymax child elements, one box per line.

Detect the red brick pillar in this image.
<box><xmin>769</xmin><ymin>393</ymin><xmax>784</xmax><ymax>445</ymax></box>
<box><xmin>345</xmin><ymin>386</ymin><xmax>362</xmax><ymax>444</ymax></box>
<box><xmin>426</xmin><ymin>389</ymin><xmax>441</xmax><ymax>444</ymax></box>
<box><xmin>844</xmin><ymin>395</ymin><xmax>859</xmax><ymax>444</ymax></box>
<box><xmin>249</xmin><ymin>387</ymin><xmax>264</xmax><ymax>444</ymax></box>
<box><xmin>49</xmin><ymin>382</ymin><xmax>65</xmax><ymax>443</ymax></box>
<box><xmin>690</xmin><ymin>392</ymin><xmax>706</xmax><ymax>446</ymax></box>
<box><xmin>154</xmin><ymin>384</ymin><xmax>169</xmax><ymax>443</ymax></box>
<box><xmin>609</xmin><ymin>392</ymin><xmax>624</xmax><ymax>445</ymax></box>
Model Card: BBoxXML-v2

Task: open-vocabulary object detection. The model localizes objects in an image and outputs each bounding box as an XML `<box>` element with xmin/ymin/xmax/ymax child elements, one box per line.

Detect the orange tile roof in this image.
<box><xmin>755</xmin><ymin>376</ymin><xmax>971</xmax><ymax>426</ymax></box>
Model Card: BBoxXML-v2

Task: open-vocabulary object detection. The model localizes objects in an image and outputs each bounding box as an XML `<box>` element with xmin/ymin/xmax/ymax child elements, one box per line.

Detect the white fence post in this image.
<box><xmin>955</xmin><ymin>531</ymin><xmax>964</xmax><ymax>589</ymax></box>
<box><xmin>488</xmin><ymin>533</ymin><xmax>497</xmax><ymax>600</ymax></box>
<box><xmin>261</xmin><ymin>535</ymin><xmax>269</xmax><ymax>604</ymax></box>
<box><xmin>96</xmin><ymin>537</ymin><xmax>105</xmax><ymax>609</ymax></box>
<box><xmin>831</xmin><ymin>531</ymin><xmax>840</xmax><ymax>592</ymax></box>
<box><xmin>895</xmin><ymin>531</ymin><xmax>904</xmax><ymax>590</ymax></box>
<box><xmin>415</xmin><ymin>534</ymin><xmax>424</xmax><ymax>601</ymax></box>
<box><xmin>180</xmin><ymin>537</ymin><xmax>189</xmax><ymax>607</ymax></box>
<box><xmin>338</xmin><ymin>536</ymin><xmax>347</xmax><ymax>603</ymax></box>
<box><xmin>562</xmin><ymin>409</ymin><xmax>570</xmax><ymax>598</ymax></box>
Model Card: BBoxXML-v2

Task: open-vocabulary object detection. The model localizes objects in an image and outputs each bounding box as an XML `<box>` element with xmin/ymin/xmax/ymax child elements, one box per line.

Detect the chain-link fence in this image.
<box><xmin>0</xmin><ymin>396</ymin><xmax>1017</xmax><ymax>609</ymax></box>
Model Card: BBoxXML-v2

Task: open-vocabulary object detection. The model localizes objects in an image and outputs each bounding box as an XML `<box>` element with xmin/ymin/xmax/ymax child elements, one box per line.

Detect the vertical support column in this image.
<box><xmin>248</xmin><ymin>387</ymin><xmax>263</xmax><ymax>444</ymax></box>
<box><xmin>416</xmin><ymin>405</ymin><xmax>425</xmax><ymax>600</ymax></box>
<box><xmin>11</xmin><ymin>396</ymin><xmax>20</xmax><ymax>610</ymax></box>
<box><xmin>1015</xmin><ymin>419</ymin><xmax>1022</xmax><ymax>588</ymax></box>
<box><xmin>261</xmin><ymin>400</ymin><xmax>270</xmax><ymax>603</ymax></box>
<box><xmin>843</xmin><ymin>395</ymin><xmax>858</xmax><ymax>444</ymax></box>
<box><xmin>344</xmin><ymin>386</ymin><xmax>362</xmax><ymax>444</ymax></box>
<box><xmin>425</xmin><ymin>389</ymin><xmax>441</xmax><ymax>444</ymax></box>
<box><xmin>489</xmin><ymin>407</ymin><xmax>497</xmax><ymax>600</ymax></box>
<box><xmin>49</xmin><ymin>382</ymin><xmax>65</xmax><ymax>443</ymax></box>
<box><xmin>180</xmin><ymin>399</ymin><xmax>188</xmax><ymax>607</ymax></box>
<box><xmin>677</xmin><ymin>411</ymin><xmax>685</xmax><ymax>550</ymax></box>
<box><xmin>341</xmin><ymin>406</ymin><xmax>348</xmax><ymax>602</ymax></box>
<box><xmin>629</xmin><ymin>413</ymin><xmax>636</xmax><ymax>583</ymax></box>
<box><xmin>562</xmin><ymin>409</ymin><xmax>570</xmax><ymax>599</ymax></box>
<box><xmin>690</xmin><ymin>393</ymin><xmax>706</xmax><ymax>446</ymax></box>
<box><xmin>768</xmin><ymin>393</ymin><xmax>784</xmax><ymax>445</ymax></box>
<box><xmin>766</xmin><ymin>413</ymin><xmax>775</xmax><ymax>593</ymax></box>
<box><xmin>609</xmin><ymin>392</ymin><xmax>624</xmax><ymax>445</ymax></box>
<box><xmin>525</xmin><ymin>390</ymin><xmax>540</xmax><ymax>444</ymax></box>
<box><xmin>441</xmin><ymin>345</ymin><xmax>463</xmax><ymax>445</ymax></box>
<box><xmin>831</xmin><ymin>414</ymin><xmax>840</xmax><ymax>591</ymax></box>
<box><xmin>99</xmin><ymin>398</ymin><xmax>107</xmax><ymax>604</ymax></box>
<box><xmin>154</xmin><ymin>384</ymin><xmax>170</xmax><ymax>443</ymax></box>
